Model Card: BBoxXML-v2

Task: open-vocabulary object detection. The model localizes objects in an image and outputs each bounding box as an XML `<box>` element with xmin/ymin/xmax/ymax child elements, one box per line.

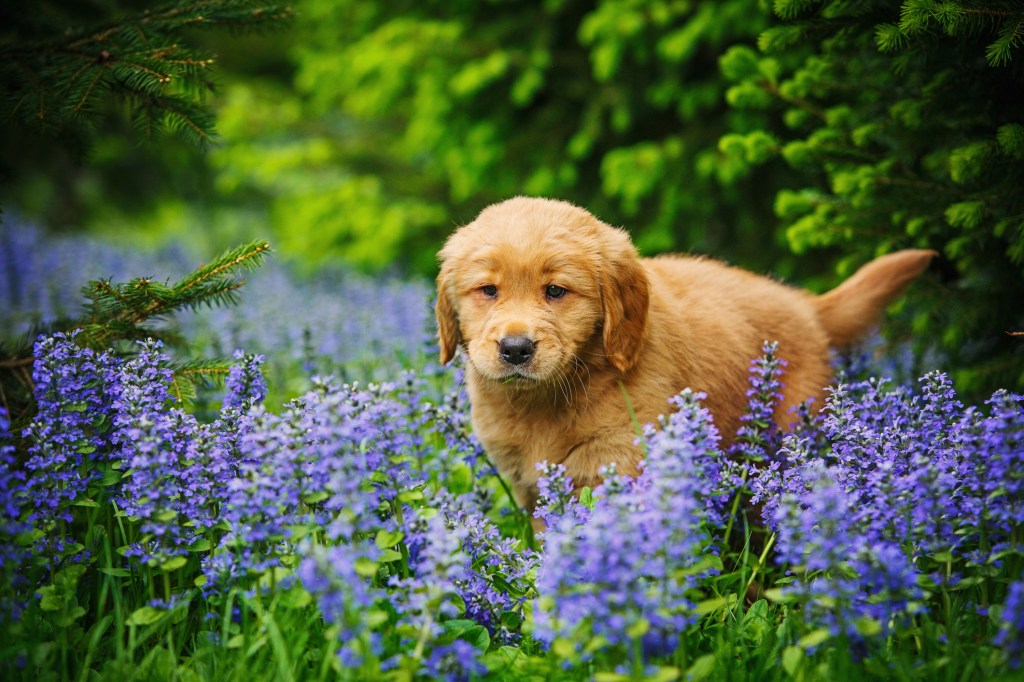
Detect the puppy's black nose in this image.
<box><xmin>499</xmin><ymin>335</ymin><xmax>535</xmax><ymax>366</ymax></box>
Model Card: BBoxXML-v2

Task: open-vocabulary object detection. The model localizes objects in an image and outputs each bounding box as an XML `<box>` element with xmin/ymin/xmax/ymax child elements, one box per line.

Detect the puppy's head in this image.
<box><xmin>435</xmin><ymin>197</ymin><xmax>650</xmax><ymax>386</ymax></box>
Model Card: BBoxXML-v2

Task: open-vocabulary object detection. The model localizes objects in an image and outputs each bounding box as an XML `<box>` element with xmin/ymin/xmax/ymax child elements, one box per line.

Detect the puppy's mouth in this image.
<box><xmin>499</xmin><ymin>368</ymin><xmax>538</xmax><ymax>384</ymax></box>
<box><xmin>468</xmin><ymin>357</ymin><xmax>545</xmax><ymax>385</ymax></box>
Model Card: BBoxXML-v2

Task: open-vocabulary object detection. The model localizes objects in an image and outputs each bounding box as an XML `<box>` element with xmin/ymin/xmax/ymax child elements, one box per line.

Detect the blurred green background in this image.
<box><xmin>2</xmin><ymin>0</ymin><xmax>1023</xmax><ymax>395</ymax></box>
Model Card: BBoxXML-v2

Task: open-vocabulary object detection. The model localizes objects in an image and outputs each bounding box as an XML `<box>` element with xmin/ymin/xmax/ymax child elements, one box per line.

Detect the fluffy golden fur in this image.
<box><xmin>435</xmin><ymin>197</ymin><xmax>935</xmax><ymax>514</ymax></box>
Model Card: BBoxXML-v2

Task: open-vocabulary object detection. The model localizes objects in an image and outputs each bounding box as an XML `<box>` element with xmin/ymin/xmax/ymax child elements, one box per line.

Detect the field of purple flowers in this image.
<box><xmin>1</xmin><ymin>223</ymin><xmax>1023</xmax><ymax>681</ymax></box>
<box><xmin>0</xmin><ymin>218</ymin><xmax>434</xmax><ymax>399</ymax></box>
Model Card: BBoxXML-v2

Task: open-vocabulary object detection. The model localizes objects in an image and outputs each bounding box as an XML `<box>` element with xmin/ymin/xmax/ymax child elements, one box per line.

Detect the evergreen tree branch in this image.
<box><xmin>172</xmin><ymin>240</ymin><xmax>271</xmax><ymax>298</ymax></box>
<box><xmin>169</xmin><ymin>360</ymin><xmax>233</xmax><ymax>403</ymax></box>
<box><xmin>0</xmin><ymin>240</ymin><xmax>273</xmax><ymax>425</ymax></box>
<box><xmin>0</xmin><ymin>0</ymin><xmax>293</xmax><ymax>142</ymax></box>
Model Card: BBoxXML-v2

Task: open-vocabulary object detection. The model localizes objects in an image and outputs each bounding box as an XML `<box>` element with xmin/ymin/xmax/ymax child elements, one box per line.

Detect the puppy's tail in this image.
<box><xmin>814</xmin><ymin>249</ymin><xmax>937</xmax><ymax>348</ymax></box>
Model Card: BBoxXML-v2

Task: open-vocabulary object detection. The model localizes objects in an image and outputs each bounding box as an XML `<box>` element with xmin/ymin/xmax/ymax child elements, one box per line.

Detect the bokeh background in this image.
<box><xmin>2</xmin><ymin>0</ymin><xmax>1023</xmax><ymax>401</ymax></box>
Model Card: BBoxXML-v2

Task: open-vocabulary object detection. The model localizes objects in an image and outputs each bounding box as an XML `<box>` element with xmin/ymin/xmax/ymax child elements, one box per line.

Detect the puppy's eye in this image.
<box><xmin>481</xmin><ymin>285</ymin><xmax>498</xmax><ymax>298</ymax></box>
<box><xmin>546</xmin><ymin>285</ymin><xmax>567</xmax><ymax>299</ymax></box>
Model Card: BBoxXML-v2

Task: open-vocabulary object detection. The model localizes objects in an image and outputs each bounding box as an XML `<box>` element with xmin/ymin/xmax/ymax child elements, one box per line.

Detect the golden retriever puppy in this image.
<box><xmin>435</xmin><ymin>197</ymin><xmax>934</xmax><ymax>513</ymax></box>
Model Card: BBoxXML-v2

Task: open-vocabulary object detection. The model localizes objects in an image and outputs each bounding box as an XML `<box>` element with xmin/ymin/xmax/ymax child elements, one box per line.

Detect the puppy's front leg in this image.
<box><xmin>559</xmin><ymin>431</ymin><xmax>645</xmax><ymax>487</ymax></box>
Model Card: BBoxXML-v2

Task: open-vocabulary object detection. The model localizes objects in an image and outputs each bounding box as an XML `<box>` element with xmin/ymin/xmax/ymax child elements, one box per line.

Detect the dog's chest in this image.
<box><xmin>466</xmin><ymin>397</ymin><xmax>581</xmax><ymax>503</ymax></box>
<box><xmin>472</xmin><ymin>411</ymin><xmax>569</xmax><ymax>482</ymax></box>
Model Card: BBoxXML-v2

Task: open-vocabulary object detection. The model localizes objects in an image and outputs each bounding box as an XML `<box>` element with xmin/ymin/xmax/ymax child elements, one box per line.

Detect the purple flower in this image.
<box><xmin>110</xmin><ymin>340</ymin><xmax>200</xmax><ymax>564</ymax></box>
<box><xmin>21</xmin><ymin>332</ymin><xmax>119</xmax><ymax>562</ymax></box>
<box><xmin>391</xmin><ymin>513</ymin><xmax>470</xmax><ymax>635</ymax></box>
<box><xmin>298</xmin><ymin>541</ymin><xmax>384</xmax><ymax>668</ymax></box>
<box><xmin>755</xmin><ymin>372</ymin><xmax>1023</xmax><ymax>642</ymax></box>
<box><xmin>405</xmin><ymin>492</ymin><xmax>537</xmax><ymax>643</ymax></box>
<box><xmin>996</xmin><ymin>579</ymin><xmax>1024</xmax><ymax>668</ymax></box>
<box><xmin>421</xmin><ymin>640</ymin><xmax>486</xmax><ymax>682</ymax></box>
<box><xmin>0</xmin><ymin>408</ymin><xmax>30</xmax><ymax>621</ymax></box>
<box><xmin>533</xmin><ymin>389</ymin><xmax>721</xmax><ymax>658</ymax></box>
<box><xmin>770</xmin><ymin>463</ymin><xmax>922</xmax><ymax>638</ymax></box>
<box><xmin>533</xmin><ymin>462</ymin><xmax>590</xmax><ymax>529</ymax></box>
<box><xmin>224</xmin><ymin>350</ymin><xmax>267</xmax><ymax>410</ymax></box>
<box><xmin>204</xmin><ymin>378</ymin><xmax>428</xmax><ymax>594</ymax></box>
<box><xmin>731</xmin><ymin>340</ymin><xmax>787</xmax><ymax>465</ymax></box>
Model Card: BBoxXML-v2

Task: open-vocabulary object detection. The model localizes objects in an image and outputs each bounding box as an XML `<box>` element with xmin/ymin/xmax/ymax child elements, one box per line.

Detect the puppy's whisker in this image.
<box><xmin>569</xmin><ymin>352</ymin><xmax>592</xmax><ymax>414</ymax></box>
<box><xmin>552</xmin><ymin>367</ymin><xmax>573</xmax><ymax>407</ymax></box>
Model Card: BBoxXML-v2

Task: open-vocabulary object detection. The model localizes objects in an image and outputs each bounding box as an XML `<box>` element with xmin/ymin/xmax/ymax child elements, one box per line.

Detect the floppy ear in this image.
<box><xmin>434</xmin><ymin>266</ymin><xmax>462</xmax><ymax>365</ymax></box>
<box><xmin>600</xmin><ymin>230</ymin><xmax>650</xmax><ymax>373</ymax></box>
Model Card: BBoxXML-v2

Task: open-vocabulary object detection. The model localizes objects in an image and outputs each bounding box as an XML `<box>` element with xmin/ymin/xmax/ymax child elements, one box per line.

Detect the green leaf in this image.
<box><xmin>798</xmin><ymin>628</ymin><xmax>831</xmax><ymax>648</ymax></box>
<box><xmin>875</xmin><ymin>23</ymin><xmax>907</xmax><ymax>52</ymax></box>
<box><xmin>446</xmin><ymin>463</ymin><xmax>474</xmax><ymax>494</ymax></box>
<box><xmin>301</xmin><ymin>491</ymin><xmax>329</xmax><ymax>505</ymax></box>
<box><xmin>782</xmin><ymin>645</ymin><xmax>804</xmax><ymax>676</ymax></box>
<box><xmin>375</xmin><ymin>529</ymin><xmax>405</xmax><ymax>549</ymax></box>
<box><xmin>55</xmin><ymin>606</ymin><xmax>87</xmax><ymax>627</ymax></box>
<box><xmin>647</xmin><ymin>667</ymin><xmax>681</xmax><ymax>682</ymax></box>
<box><xmin>378</xmin><ymin>548</ymin><xmax>403</xmax><ymax>563</ymax></box>
<box><xmin>128</xmin><ymin>606</ymin><xmax>167</xmax><ymax>626</ymax></box>
<box><xmin>498</xmin><ymin>610</ymin><xmax>522</xmax><ymax>631</ymax></box>
<box><xmin>442</xmin><ymin>619</ymin><xmax>490</xmax><ymax>651</ymax></box>
<box><xmin>397</xmin><ymin>489</ymin><xmax>424</xmax><ymax>503</ymax></box>
<box><xmin>626</xmin><ymin>618</ymin><xmax>650</xmax><ymax>639</ymax></box>
<box><xmin>578</xmin><ymin>486</ymin><xmax>594</xmax><ymax>510</ymax></box>
<box><xmin>279</xmin><ymin>587</ymin><xmax>312</xmax><ymax>609</ymax></box>
<box><xmin>949</xmin><ymin>142</ymin><xmax>992</xmax><ymax>184</ymax></box>
<box><xmin>594</xmin><ymin>674</ymin><xmax>629</xmax><ymax>682</ymax></box>
<box><xmin>364</xmin><ymin>610</ymin><xmax>390</xmax><ymax>628</ymax></box>
<box><xmin>189</xmin><ymin>538</ymin><xmax>212</xmax><ymax>552</ymax></box>
<box><xmin>854</xmin><ymin>616</ymin><xmax>882</xmax><ymax>637</ymax></box>
<box><xmin>764</xmin><ymin>587</ymin><xmax>797</xmax><ymax>604</ymax></box>
<box><xmin>996</xmin><ymin>123</ymin><xmax>1024</xmax><ymax>158</ymax></box>
<box><xmin>686</xmin><ymin>654</ymin><xmax>716</xmax><ymax>681</ymax></box>
<box><xmin>551</xmin><ymin>638</ymin><xmax>576</xmax><ymax>659</ymax></box>
<box><xmin>725</xmin><ymin>82</ymin><xmax>773</xmax><ymax>109</ymax></box>
<box><xmin>694</xmin><ymin>594</ymin><xmax>736</xmax><ymax>615</ymax></box>
<box><xmin>160</xmin><ymin>556</ymin><xmax>188</xmax><ymax>572</ymax></box>
<box><xmin>38</xmin><ymin>587</ymin><xmax>64</xmax><ymax>612</ymax></box>
<box><xmin>482</xmin><ymin>646</ymin><xmax>527</xmax><ymax>674</ymax></box>
<box><xmin>449</xmin><ymin>51</ymin><xmax>511</xmax><ymax>97</ymax></box>
<box><xmin>354</xmin><ymin>557</ymin><xmax>378</xmax><ymax>578</ymax></box>
<box><xmin>986</xmin><ymin>19</ymin><xmax>1024</xmax><ymax>66</ymax></box>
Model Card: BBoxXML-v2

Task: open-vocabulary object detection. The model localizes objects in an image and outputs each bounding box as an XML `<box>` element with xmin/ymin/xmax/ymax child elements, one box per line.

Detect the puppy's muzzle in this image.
<box><xmin>499</xmin><ymin>335</ymin><xmax>536</xmax><ymax>366</ymax></box>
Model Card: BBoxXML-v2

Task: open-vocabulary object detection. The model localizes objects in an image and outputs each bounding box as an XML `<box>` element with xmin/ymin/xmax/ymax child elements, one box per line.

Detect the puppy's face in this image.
<box><xmin>436</xmin><ymin>198</ymin><xmax>650</xmax><ymax>385</ymax></box>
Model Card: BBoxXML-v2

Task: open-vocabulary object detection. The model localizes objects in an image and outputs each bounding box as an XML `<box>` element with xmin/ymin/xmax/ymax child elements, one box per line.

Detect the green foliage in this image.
<box><xmin>229</xmin><ymin>0</ymin><xmax>789</xmax><ymax>271</ymax></box>
<box><xmin>719</xmin><ymin>0</ymin><xmax>1024</xmax><ymax>394</ymax></box>
<box><xmin>0</xmin><ymin>240</ymin><xmax>270</xmax><ymax>426</ymax></box>
<box><xmin>0</xmin><ymin>0</ymin><xmax>292</xmax><ymax>147</ymax></box>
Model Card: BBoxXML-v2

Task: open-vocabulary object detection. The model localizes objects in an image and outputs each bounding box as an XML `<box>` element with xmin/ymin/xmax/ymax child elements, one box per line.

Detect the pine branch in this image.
<box><xmin>986</xmin><ymin>16</ymin><xmax>1024</xmax><ymax>66</ymax></box>
<box><xmin>172</xmin><ymin>240</ymin><xmax>271</xmax><ymax>299</ymax></box>
<box><xmin>76</xmin><ymin>241</ymin><xmax>270</xmax><ymax>327</ymax></box>
<box><xmin>1</xmin><ymin>240</ymin><xmax>272</xmax><ymax>424</ymax></box>
<box><xmin>773</xmin><ymin>0</ymin><xmax>823</xmax><ymax>21</ymax></box>
<box><xmin>169</xmin><ymin>359</ymin><xmax>234</xmax><ymax>403</ymax></box>
<box><xmin>0</xmin><ymin>0</ymin><xmax>293</xmax><ymax>143</ymax></box>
